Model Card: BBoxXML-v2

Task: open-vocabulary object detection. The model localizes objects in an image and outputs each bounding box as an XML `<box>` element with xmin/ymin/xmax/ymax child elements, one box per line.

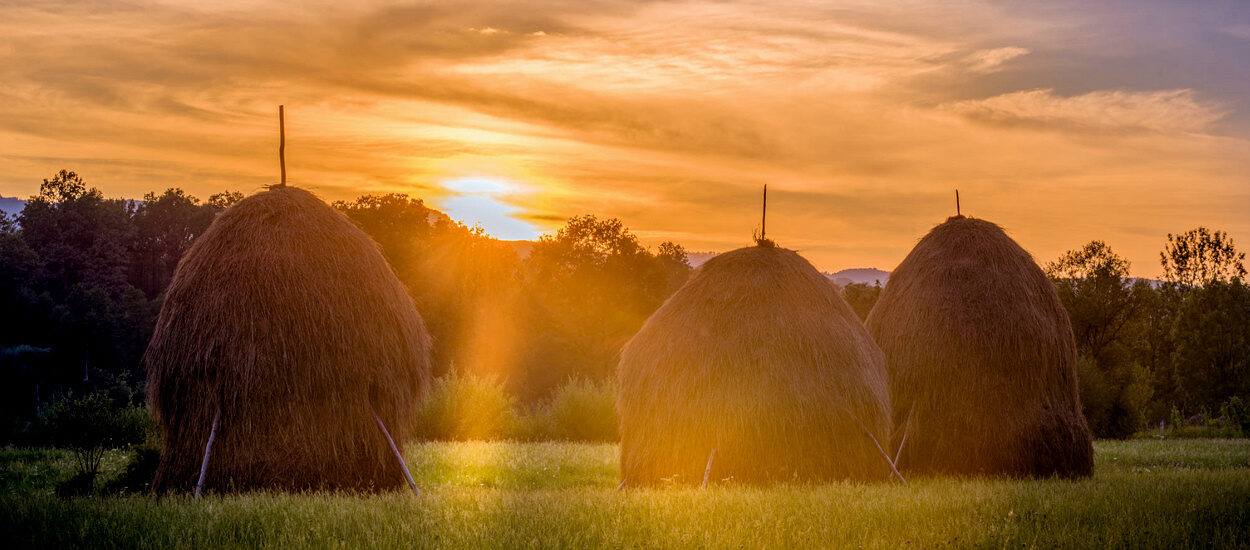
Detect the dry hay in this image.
<box><xmin>866</xmin><ymin>216</ymin><xmax>1093</xmax><ymax>478</ymax></box>
<box><xmin>618</xmin><ymin>243</ymin><xmax>892</xmax><ymax>486</ymax></box>
<box><xmin>145</xmin><ymin>187</ymin><xmax>432</xmax><ymax>492</ymax></box>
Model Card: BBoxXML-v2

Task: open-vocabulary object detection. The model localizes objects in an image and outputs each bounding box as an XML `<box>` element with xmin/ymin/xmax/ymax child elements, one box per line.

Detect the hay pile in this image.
<box><xmin>617</xmin><ymin>243</ymin><xmax>892</xmax><ymax>486</ymax></box>
<box><xmin>145</xmin><ymin>187</ymin><xmax>432</xmax><ymax>492</ymax></box>
<box><xmin>866</xmin><ymin>216</ymin><xmax>1093</xmax><ymax>478</ymax></box>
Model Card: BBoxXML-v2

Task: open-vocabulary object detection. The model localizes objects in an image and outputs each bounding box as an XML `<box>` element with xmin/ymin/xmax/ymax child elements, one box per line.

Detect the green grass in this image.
<box><xmin>2</xmin><ymin>440</ymin><xmax>1248</xmax><ymax>549</ymax></box>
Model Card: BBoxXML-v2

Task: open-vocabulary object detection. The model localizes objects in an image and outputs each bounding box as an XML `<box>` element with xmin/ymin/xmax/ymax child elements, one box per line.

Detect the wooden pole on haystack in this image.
<box><xmin>278</xmin><ymin>105</ymin><xmax>287</xmax><ymax>187</ymax></box>
<box><xmin>955</xmin><ymin>189</ymin><xmax>960</xmax><ymax>216</ymax></box>
<box><xmin>761</xmin><ymin>184</ymin><xmax>768</xmax><ymax>241</ymax></box>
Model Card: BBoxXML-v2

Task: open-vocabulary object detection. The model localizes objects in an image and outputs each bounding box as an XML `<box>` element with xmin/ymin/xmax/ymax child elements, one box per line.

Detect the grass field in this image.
<box><xmin>2</xmin><ymin>439</ymin><xmax>1248</xmax><ymax>549</ymax></box>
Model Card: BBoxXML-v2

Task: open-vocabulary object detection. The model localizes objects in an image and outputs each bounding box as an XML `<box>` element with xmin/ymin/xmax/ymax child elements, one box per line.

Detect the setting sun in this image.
<box><xmin>438</xmin><ymin>177</ymin><xmax>541</xmax><ymax>241</ymax></box>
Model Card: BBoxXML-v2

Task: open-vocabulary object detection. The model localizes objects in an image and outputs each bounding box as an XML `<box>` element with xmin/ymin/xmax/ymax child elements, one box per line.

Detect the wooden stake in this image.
<box><xmin>278</xmin><ymin>105</ymin><xmax>287</xmax><ymax>187</ymax></box>
<box><xmin>373</xmin><ymin>408</ymin><xmax>420</xmax><ymax>496</ymax></box>
<box><xmin>701</xmin><ymin>448</ymin><xmax>717</xmax><ymax>488</ymax></box>
<box><xmin>894</xmin><ymin>406</ymin><xmax>914</xmax><ymax>468</ymax></box>
<box><xmin>194</xmin><ymin>409</ymin><xmax>220</xmax><ymax>499</ymax></box>
<box><xmin>955</xmin><ymin>189</ymin><xmax>960</xmax><ymax>216</ymax></box>
<box><xmin>760</xmin><ymin>184</ymin><xmax>767</xmax><ymax>241</ymax></box>
<box><xmin>616</xmin><ymin>478</ymin><xmax>627</xmax><ymax>491</ymax></box>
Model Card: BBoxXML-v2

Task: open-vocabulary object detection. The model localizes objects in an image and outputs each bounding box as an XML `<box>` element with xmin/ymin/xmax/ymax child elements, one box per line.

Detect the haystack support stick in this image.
<box><xmin>372</xmin><ymin>408</ymin><xmax>420</xmax><ymax>496</ymax></box>
<box><xmin>846</xmin><ymin>411</ymin><xmax>906</xmax><ymax>484</ymax></box>
<box><xmin>194</xmin><ymin>409</ymin><xmax>220</xmax><ymax>499</ymax></box>
<box><xmin>701</xmin><ymin>448</ymin><xmax>717</xmax><ymax>488</ymax></box>
<box><xmin>863</xmin><ymin>426</ymin><xmax>906</xmax><ymax>485</ymax></box>
<box><xmin>955</xmin><ymin>189</ymin><xmax>960</xmax><ymax>216</ymax></box>
<box><xmin>278</xmin><ymin>105</ymin><xmax>286</xmax><ymax>187</ymax></box>
<box><xmin>894</xmin><ymin>405</ymin><xmax>915</xmax><ymax>466</ymax></box>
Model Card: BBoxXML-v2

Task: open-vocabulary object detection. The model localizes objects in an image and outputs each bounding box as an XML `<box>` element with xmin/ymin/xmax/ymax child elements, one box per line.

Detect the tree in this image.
<box><xmin>207</xmin><ymin>190</ymin><xmax>245</xmax><ymax>210</ymax></box>
<box><xmin>1161</xmin><ymin>227</ymin><xmax>1246</xmax><ymax>287</ymax></box>
<box><xmin>19</xmin><ymin>171</ymin><xmax>134</xmax><ymax>296</ymax></box>
<box><xmin>842</xmin><ymin>282</ymin><xmax>882</xmax><ymax>321</ymax></box>
<box><xmin>130</xmin><ymin>189</ymin><xmax>217</xmax><ymax>297</ymax></box>
<box><xmin>1046</xmin><ymin>241</ymin><xmax>1139</xmax><ymax>360</ymax></box>
<box><xmin>1169</xmin><ymin>279</ymin><xmax>1250</xmax><ymax>412</ymax></box>
<box><xmin>1046</xmin><ymin>241</ymin><xmax>1152</xmax><ymax>437</ymax></box>
<box><xmin>520</xmin><ymin>216</ymin><xmax>668</xmax><ymax>396</ymax></box>
<box><xmin>655</xmin><ymin>241</ymin><xmax>693</xmax><ymax>296</ymax></box>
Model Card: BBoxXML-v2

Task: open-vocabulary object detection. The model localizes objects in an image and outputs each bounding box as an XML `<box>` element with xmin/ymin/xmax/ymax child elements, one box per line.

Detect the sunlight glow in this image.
<box><xmin>439</xmin><ymin>177</ymin><xmax>542</xmax><ymax>241</ymax></box>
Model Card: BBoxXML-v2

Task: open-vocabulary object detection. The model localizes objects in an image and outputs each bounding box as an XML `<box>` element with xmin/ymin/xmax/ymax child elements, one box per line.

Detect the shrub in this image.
<box><xmin>543</xmin><ymin>378</ymin><xmax>618</xmax><ymax>442</ymax></box>
<box><xmin>104</xmin><ymin>442</ymin><xmax>161</xmax><ymax>495</ymax></box>
<box><xmin>37</xmin><ymin>391</ymin><xmax>150</xmax><ymax>494</ymax></box>
<box><xmin>414</xmin><ymin>373</ymin><xmax>518</xmax><ymax>441</ymax></box>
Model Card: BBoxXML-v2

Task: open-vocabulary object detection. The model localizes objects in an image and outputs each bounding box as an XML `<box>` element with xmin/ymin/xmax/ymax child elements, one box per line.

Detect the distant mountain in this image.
<box><xmin>0</xmin><ymin>195</ymin><xmax>24</xmax><ymax>217</ymax></box>
<box><xmin>827</xmin><ymin>268</ymin><xmax>889</xmax><ymax>287</ymax></box>
<box><xmin>686</xmin><ymin>251</ymin><xmax>716</xmax><ymax>267</ymax></box>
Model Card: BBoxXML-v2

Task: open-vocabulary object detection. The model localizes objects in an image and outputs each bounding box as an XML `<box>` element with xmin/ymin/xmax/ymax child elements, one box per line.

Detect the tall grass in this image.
<box><xmin>416</xmin><ymin>375</ymin><xmax>617</xmax><ymax>442</ymax></box>
<box><xmin>1</xmin><ymin>440</ymin><xmax>1248</xmax><ymax>548</ymax></box>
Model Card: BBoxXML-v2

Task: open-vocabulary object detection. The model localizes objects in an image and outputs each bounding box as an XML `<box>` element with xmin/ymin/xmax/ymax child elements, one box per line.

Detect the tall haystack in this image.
<box><xmin>866</xmin><ymin>216</ymin><xmax>1093</xmax><ymax>478</ymax></box>
<box><xmin>618</xmin><ymin>243</ymin><xmax>892</xmax><ymax>486</ymax></box>
<box><xmin>145</xmin><ymin>187</ymin><xmax>432</xmax><ymax>492</ymax></box>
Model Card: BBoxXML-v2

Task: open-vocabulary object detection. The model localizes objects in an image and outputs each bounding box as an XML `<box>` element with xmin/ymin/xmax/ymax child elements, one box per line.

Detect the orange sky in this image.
<box><xmin>1</xmin><ymin>1</ymin><xmax>1248</xmax><ymax>276</ymax></box>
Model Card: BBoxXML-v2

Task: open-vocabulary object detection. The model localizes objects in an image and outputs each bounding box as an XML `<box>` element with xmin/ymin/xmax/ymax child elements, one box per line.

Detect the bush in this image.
<box><xmin>37</xmin><ymin>391</ymin><xmax>151</xmax><ymax>493</ymax></box>
<box><xmin>543</xmin><ymin>378</ymin><xmax>617</xmax><ymax>442</ymax></box>
<box><xmin>104</xmin><ymin>442</ymin><xmax>161</xmax><ymax>494</ymax></box>
<box><xmin>414</xmin><ymin>373</ymin><xmax>519</xmax><ymax>441</ymax></box>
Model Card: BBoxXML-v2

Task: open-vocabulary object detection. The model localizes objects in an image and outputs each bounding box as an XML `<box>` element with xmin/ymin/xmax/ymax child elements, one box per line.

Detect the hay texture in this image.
<box><xmin>145</xmin><ymin>187</ymin><xmax>431</xmax><ymax>492</ymax></box>
<box><xmin>618</xmin><ymin>244</ymin><xmax>892</xmax><ymax>486</ymax></box>
<box><xmin>866</xmin><ymin>216</ymin><xmax>1093</xmax><ymax>478</ymax></box>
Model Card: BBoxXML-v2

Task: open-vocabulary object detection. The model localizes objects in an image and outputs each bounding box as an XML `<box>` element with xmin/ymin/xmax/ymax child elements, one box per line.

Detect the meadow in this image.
<box><xmin>1</xmin><ymin>439</ymin><xmax>1248</xmax><ymax>549</ymax></box>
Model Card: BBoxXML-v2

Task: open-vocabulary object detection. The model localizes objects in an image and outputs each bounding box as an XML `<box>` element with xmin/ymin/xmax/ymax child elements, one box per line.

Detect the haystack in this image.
<box><xmin>617</xmin><ymin>243</ymin><xmax>893</xmax><ymax>486</ymax></box>
<box><xmin>866</xmin><ymin>216</ymin><xmax>1093</xmax><ymax>478</ymax></box>
<box><xmin>145</xmin><ymin>187</ymin><xmax>432</xmax><ymax>492</ymax></box>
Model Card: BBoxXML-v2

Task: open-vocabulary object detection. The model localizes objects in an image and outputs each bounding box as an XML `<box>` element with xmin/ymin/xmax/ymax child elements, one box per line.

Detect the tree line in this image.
<box><xmin>1</xmin><ymin>170</ymin><xmax>1247</xmax><ymax>442</ymax></box>
<box><xmin>0</xmin><ymin>171</ymin><xmax>691</xmax><ymax>442</ymax></box>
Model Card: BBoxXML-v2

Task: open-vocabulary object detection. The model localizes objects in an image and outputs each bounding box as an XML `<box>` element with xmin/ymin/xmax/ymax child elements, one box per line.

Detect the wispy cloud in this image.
<box><xmin>944</xmin><ymin>88</ymin><xmax>1227</xmax><ymax>134</ymax></box>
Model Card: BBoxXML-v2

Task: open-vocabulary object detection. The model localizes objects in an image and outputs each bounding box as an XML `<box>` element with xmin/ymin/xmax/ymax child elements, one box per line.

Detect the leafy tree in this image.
<box><xmin>130</xmin><ymin>188</ymin><xmax>217</xmax><ymax>297</ymax></box>
<box><xmin>842</xmin><ymin>282</ymin><xmax>882</xmax><ymax>321</ymax></box>
<box><xmin>1047</xmin><ymin>241</ymin><xmax>1152</xmax><ymax>437</ymax></box>
<box><xmin>38</xmin><ymin>391</ymin><xmax>150</xmax><ymax>493</ymax></box>
<box><xmin>1161</xmin><ymin>227</ymin><xmax>1246</xmax><ymax>287</ymax></box>
<box><xmin>520</xmin><ymin>216</ymin><xmax>670</xmax><ymax>396</ymax></box>
<box><xmin>19</xmin><ymin>171</ymin><xmax>135</xmax><ymax>296</ymax></box>
<box><xmin>1046</xmin><ymin>241</ymin><xmax>1140</xmax><ymax>360</ymax></box>
<box><xmin>1169</xmin><ymin>280</ymin><xmax>1250</xmax><ymax>412</ymax></box>
<box><xmin>207</xmin><ymin>190</ymin><xmax>245</xmax><ymax>210</ymax></box>
<box><xmin>656</xmin><ymin>240</ymin><xmax>693</xmax><ymax>295</ymax></box>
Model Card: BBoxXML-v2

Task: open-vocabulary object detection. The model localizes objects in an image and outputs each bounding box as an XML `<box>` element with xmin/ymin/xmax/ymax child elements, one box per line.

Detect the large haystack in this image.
<box><xmin>866</xmin><ymin>216</ymin><xmax>1093</xmax><ymax>478</ymax></box>
<box><xmin>145</xmin><ymin>187</ymin><xmax>431</xmax><ymax>492</ymax></box>
<box><xmin>617</xmin><ymin>243</ymin><xmax>892</xmax><ymax>486</ymax></box>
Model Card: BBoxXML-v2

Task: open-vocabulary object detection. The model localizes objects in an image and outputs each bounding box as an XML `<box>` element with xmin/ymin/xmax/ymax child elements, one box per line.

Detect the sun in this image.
<box><xmin>438</xmin><ymin>177</ymin><xmax>542</xmax><ymax>241</ymax></box>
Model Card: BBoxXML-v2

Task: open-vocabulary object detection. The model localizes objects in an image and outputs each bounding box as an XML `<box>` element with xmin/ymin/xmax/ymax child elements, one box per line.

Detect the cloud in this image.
<box><xmin>0</xmin><ymin>0</ymin><xmax>1247</xmax><ymax>276</ymax></box>
<box><xmin>944</xmin><ymin>88</ymin><xmax>1227</xmax><ymax>134</ymax></box>
<box><xmin>963</xmin><ymin>46</ymin><xmax>1030</xmax><ymax>73</ymax></box>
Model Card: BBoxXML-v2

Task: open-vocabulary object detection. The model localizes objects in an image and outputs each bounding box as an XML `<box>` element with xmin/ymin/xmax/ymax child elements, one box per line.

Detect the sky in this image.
<box><xmin>1</xmin><ymin>0</ymin><xmax>1248</xmax><ymax>276</ymax></box>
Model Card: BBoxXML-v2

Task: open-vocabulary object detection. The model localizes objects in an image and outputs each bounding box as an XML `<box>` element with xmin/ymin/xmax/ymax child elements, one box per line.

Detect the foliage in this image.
<box><xmin>534</xmin><ymin>378</ymin><xmax>618</xmax><ymax>442</ymax></box>
<box><xmin>1046</xmin><ymin>241</ymin><xmax>1151</xmax><ymax>437</ymax></box>
<box><xmin>415</xmin><ymin>373</ymin><xmax>519</xmax><ymax>441</ymax></box>
<box><xmin>1168</xmin><ymin>280</ymin><xmax>1250</xmax><ymax>412</ymax></box>
<box><xmin>841</xmin><ymin>282</ymin><xmax>881</xmax><ymax>320</ymax></box>
<box><xmin>36</xmin><ymin>391</ymin><xmax>150</xmax><ymax>492</ymax></box>
<box><xmin>1161</xmin><ymin>227</ymin><xmax>1246</xmax><ymax>287</ymax></box>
